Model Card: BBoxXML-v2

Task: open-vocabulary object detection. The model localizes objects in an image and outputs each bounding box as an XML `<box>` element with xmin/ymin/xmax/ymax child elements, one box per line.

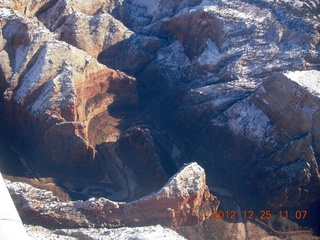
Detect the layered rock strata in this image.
<box><xmin>202</xmin><ymin>73</ymin><xmax>320</xmax><ymax>207</ymax></box>
<box><xmin>6</xmin><ymin>163</ymin><xmax>219</xmax><ymax>228</ymax></box>
<box><xmin>97</xmin><ymin>0</ymin><xmax>320</xmax><ymax>208</ymax></box>
<box><xmin>1</xmin><ymin>0</ymin><xmax>320</xmax><ymax>212</ymax></box>
<box><xmin>0</xmin><ymin>8</ymin><xmax>138</xmax><ymax>167</ymax></box>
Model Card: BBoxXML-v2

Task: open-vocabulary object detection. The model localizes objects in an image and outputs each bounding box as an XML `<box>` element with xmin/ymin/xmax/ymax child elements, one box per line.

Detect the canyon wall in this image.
<box><xmin>1</xmin><ymin>0</ymin><xmax>320</xmax><ymax>213</ymax></box>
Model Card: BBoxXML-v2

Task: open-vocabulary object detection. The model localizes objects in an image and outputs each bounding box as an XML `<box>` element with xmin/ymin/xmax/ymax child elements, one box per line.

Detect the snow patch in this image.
<box><xmin>264</xmin><ymin>0</ymin><xmax>305</xmax><ymax>8</ymax></box>
<box><xmin>226</xmin><ymin>100</ymin><xmax>270</xmax><ymax>141</ymax></box>
<box><xmin>196</xmin><ymin>0</ymin><xmax>270</xmax><ymax>23</ymax></box>
<box><xmin>198</xmin><ymin>39</ymin><xmax>222</xmax><ymax>67</ymax></box>
<box><xmin>213</xmin><ymin>99</ymin><xmax>270</xmax><ymax>142</ymax></box>
<box><xmin>14</xmin><ymin>45</ymin><xmax>29</xmax><ymax>72</ymax></box>
<box><xmin>0</xmin><ymin>7</ymin><xmax>14</xmax><ymax>18</ymax></box>
<box><xmin>30</xmin><ymin>67</ymin><xmax>76</xmax><ymax>117</ymax></box>
<box><xmin>130</xmin><ymin>0</ymin><xmax>160</xmax><ymax>16</ymax></box>
<box><xmin>13</xmin><ymin>46</ymin><xmax>48</xmax><ymax>103</ymax></box>
<box><xmin>139</xmin><ymin>162</ymin><xmax>204</xmax><ymax>201</ymax></box>
<box><xmin>26</xmin><ymin>224</ymin><xmax>186</xmax><ymax>240</ymax></box>
<box><xmin>102</xmin><ymin>225</ymin><xmax>187</xmax><ymax>240</ymax></box>
<box><xmin>284</xmin><ymin>70</ymin><xmax>320</xmax><ymax>97</ymax></box>
<box><xmin>155</xmin><ymin>41</ymin><xmax>191</xmax><ymax>82</ymax></box>
<box><xmin>160</xmin><ymin>162</ymin><xmax>204</xmax><ymax>197</ymax></box>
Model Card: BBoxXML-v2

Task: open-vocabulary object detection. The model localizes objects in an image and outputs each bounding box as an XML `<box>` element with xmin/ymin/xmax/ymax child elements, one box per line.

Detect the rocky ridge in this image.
<box><xmin>0</xmin><ymin>0</ymin><xmax>320</xmax><ymax>236</ymax></box>
<box><xmin>0</xmin><ymin>7</ymin><xmax>138</xmax><ymax>166</ymax></box>
<box><xmin>6</xmin><ymin>163</ymin><xmax>219</xmax><ymax>229</ymax></box>
<box><xmin>98</xmin><ymin>0</ymin><xmax>320</xmax><ymax>208</ymax></box>
<box><xmin>25</xmin><ymin>224</ymin><xmax>187</xmax><ymax>240</ymax></box>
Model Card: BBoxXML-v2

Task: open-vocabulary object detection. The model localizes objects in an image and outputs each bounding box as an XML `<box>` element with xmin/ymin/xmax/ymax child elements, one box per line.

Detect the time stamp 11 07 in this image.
<box><xmin>212</xmin><ymin>210</ymin><xmax>308</xmax><ymax>220</ymax></box>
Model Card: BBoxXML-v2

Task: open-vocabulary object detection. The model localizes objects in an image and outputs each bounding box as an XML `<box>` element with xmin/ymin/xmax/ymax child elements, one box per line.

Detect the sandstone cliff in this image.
<box><xmin>0</xmin><ymin>7</ymin><xmax>137</xmax><ymax>167</ymax></box>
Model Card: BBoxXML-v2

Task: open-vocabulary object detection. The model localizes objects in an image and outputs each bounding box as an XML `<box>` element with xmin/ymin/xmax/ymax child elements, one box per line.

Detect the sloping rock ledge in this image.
<box><xmin>6</xmin><ymin>162</ymin><xmax>219</xmax><ymax>229</ymax></box>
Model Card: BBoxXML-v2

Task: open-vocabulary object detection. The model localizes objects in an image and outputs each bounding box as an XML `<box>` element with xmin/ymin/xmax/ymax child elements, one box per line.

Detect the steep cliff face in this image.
<box><xmin>204</xmin><ymin>73</ymin><xmax>320</xmax><ymax>207</ymax></box>
<box><xmin>98</xmin><ymin>0</ymin><xmax>320</xmax><ymax>208</ymax></box>
<box><xmin>0</xmin><ymin>8</ymin><xmax>138</xmax><ymax>168</ymax></box>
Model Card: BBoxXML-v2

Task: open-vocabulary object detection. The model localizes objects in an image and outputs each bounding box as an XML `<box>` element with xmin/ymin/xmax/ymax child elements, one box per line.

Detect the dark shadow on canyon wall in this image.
<box><xmin>0</xmin><ymin>63</ymin><xmax>180</xmax><ymax>202</ymax></box>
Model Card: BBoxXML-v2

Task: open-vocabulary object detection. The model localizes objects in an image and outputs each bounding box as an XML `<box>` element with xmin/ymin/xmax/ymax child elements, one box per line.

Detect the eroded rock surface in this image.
<box><xmin>0</xmin><ymin>8</ymin><xmax>138</xmax><ymax>167</ymax></box>
<box><xmin>1</xmin><ymin>0</ymin><xmax>320</xmax><ymax>222</ymax></box>
<box><xmin>99</xmin><ymin>0</ymin><xmax>320</xmax><ymax>209</ymax></box>
<box><xmin>6</xmin><ymin>163</ymin><xmax>219</xmax><ymax>228</ymax></box>
<box><xmin>25</xmin><ymin>224</ymin><xmax>187</xmax><ymax>240</ymax></box>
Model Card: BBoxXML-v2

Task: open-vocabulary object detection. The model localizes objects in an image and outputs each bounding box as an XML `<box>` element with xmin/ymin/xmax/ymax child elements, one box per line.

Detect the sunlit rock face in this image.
<box><xmin>0</xmin><ymin>8</ymin><xmax>138</xmax><ymax>167</ymax></box>
<box><xmin>99</xmin><ymin>0</ymin><xmax>320</xmax><ymax>208</ymax></box>
<box><xmin>25</xmin><ymin>224</ymin><xmax>187</xmax><ymax>240</ymax></box>
<box><xmin>204</xmin><ymin>73</ymin><xmax>320</xmax><ymax>207</ymax></box>
<box><xmin>1</xmin><ymin>0</ymin><xmax>320</xmax><ymax>212</ymax></box>
<box><xmin>6</xmin><ymin>163</ymin><xmax>219</xmax><ymax>228</ymax></box>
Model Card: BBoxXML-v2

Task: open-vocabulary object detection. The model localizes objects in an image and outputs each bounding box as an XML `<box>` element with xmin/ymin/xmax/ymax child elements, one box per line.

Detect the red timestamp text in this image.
<box><xmin>212</xmin><ymin>210</ymin><xmax>237</xmax><ymax>220</ymax></box>
<box><xmin>278</xmin><ymin>210</ymin><xmax>307</xmax><ymax>219</ymax></box>
<box><xmin>212</xmin><ymin>210</ymin><xmax>308</xmax><ymax>220</ymax></box>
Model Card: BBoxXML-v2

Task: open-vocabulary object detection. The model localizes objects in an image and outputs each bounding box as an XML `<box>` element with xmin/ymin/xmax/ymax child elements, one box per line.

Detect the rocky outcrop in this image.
<box><xmin>0</xmin><ymin>0</ymin><xmax>53</xmax><ymax>17</ymax></box>
<box><xmin>37</xmin><ymin>0</ymin><xmax>133</xmax><ymax>58</ymax></box>
<box><xmin>25</xmin><ymin>224</ymin><xmax>187</xmax><ymax>240</ymax></box>
<box><xmin>1</xmin><ymin>0</ymin><xmax>320</xmax><ymax>217</ymax></box>
<box><xmin>200</xmin><ymin>72</ymin><xmax>320</xmax><ymax>207</ymax></box>
<box><xmin>0</xmin><ymin>8</ymin><xmax>138</xmax><ymax>167</ymax></box>
<box><xmin>0</xmin><ymin>5</ymin><xmax>175</xmax><ymax>204</ymax></box>
<box><xmin>6</xmin><ymin>163</ymin><xmax>219</xmax><ymax>228</ymax></box>
<box><xmin>94</xmin><ymin>125</ymin><xmax>181</xmax><ymax>201</ymax></box>
<box><xmin>98</xmin><ymin>0</ymin><xmax>320</xmax><ymax>208</ymax></box>
<box><xmin>54</xmin><ymin>12</ymin><xmax>133</xmax><ymax>58</ymax></box>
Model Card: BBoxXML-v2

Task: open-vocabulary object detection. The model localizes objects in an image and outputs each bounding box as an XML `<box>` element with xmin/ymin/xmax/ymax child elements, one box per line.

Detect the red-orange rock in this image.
<box><xmin>0</xmin><ymin>9</ymin><xmax>138</xmax><ymax>166</ymax></box>
<box><xmin>7</xmin><ymin>162</ymin><xmax>220</xmax><ymax>228</ymax></box>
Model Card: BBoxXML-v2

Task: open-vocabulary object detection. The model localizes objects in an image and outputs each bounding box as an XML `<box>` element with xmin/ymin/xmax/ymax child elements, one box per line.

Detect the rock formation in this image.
<box><xmin>25</xmin><ymin>224</ymin><xmax>187</xmax><ymax>240</ymax></box>
<box><xmin>6</xmin><ymin>163</ymin><xmax>219</xmax><ymax>228</ymax></box>
<box><xmin>97</xmin><ymin>0</ymin><xmax>320</xmax><ymax>208</ymax></box>
<box><xmin>1</xmin><ymin>0</ymin><xmax>320</xmax><ymax>229</ymax></box>
<box><xmin>0</xmin><ymin>7</ymin><xmax>138</xmax><ymax>168</ymax></box>
<box><xmin>202</xmin><ymin>73</ymin><xmax>320</xmax><ymax>207</ymax></box>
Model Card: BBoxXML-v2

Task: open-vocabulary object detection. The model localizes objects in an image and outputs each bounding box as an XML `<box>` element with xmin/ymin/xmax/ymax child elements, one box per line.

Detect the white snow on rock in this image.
<box><xmin>195</xmin><ymin>0</ymin><xmax>272</xmax><ymax>23</ymax></box>
<box><xmin>212</xmin><ymin>98</ymin><xmax>271</xmax><ymax>142</ymax></box>
<box><xmin>13</xmin><ymin>46</ymin><xmax>48</xmax><ymax>104</ymax></box>
<box><xmin>0</xmin><ymin>7</ymin><xmax>14</xmax><ymax>18</ymax></box>
<box><xmin>227</xmin><ymin>100</ymin><xmax>270</xmax><ymax>142</ymax></box>
<box><xmin>155</xmin><ymin>40</ymin><xmax>191</xmax><ymax>82</ymax></box>
<box><xmin>160</xmin><ymin>162</ymin><xmax>204</xmax><ymax>196</ymax></box>
<box><xmin>198</xmin><ymin>39</ymin><xmax>222</xmax><ymax>67</ymax></box>
<box><xmin>14</xmin><ymin>45</ymin><xmax>30</xmax><ymax>72</ymax></box>
<box><xmin>29</xmin><ymin>66</ymin><xmax>76</xmax><ymax>117</ymax></box>
<box><xmin>25</xmin><ymin>224</ymin><xmax>186</xmax><ymax>240</ymax></box>
<box><xmin>136</xmin><ymin>162</ymin><xmax>205</xmax><ymax>201</ymax></box>
<box><xmin>102</xmin><ymin>225</ymin><xmax>186</xmax><ymax>240</ymax></box>
<box><xmin>284</xmin><ymin>70</ymin><xmax>320</xmax><ymax>97</ymax></box>
<box><xmin>264</xmin><ymin>0</ymin><xmax>305</xmax><ymax>8</ymax></box>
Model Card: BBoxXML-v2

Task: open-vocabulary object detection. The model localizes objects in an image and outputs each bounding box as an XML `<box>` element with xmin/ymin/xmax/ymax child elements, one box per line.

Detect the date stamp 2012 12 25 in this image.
<box><xmin>212</xmin><ymin>210</ymin><xmax>308</xmax><ymax>220</ymax></box>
